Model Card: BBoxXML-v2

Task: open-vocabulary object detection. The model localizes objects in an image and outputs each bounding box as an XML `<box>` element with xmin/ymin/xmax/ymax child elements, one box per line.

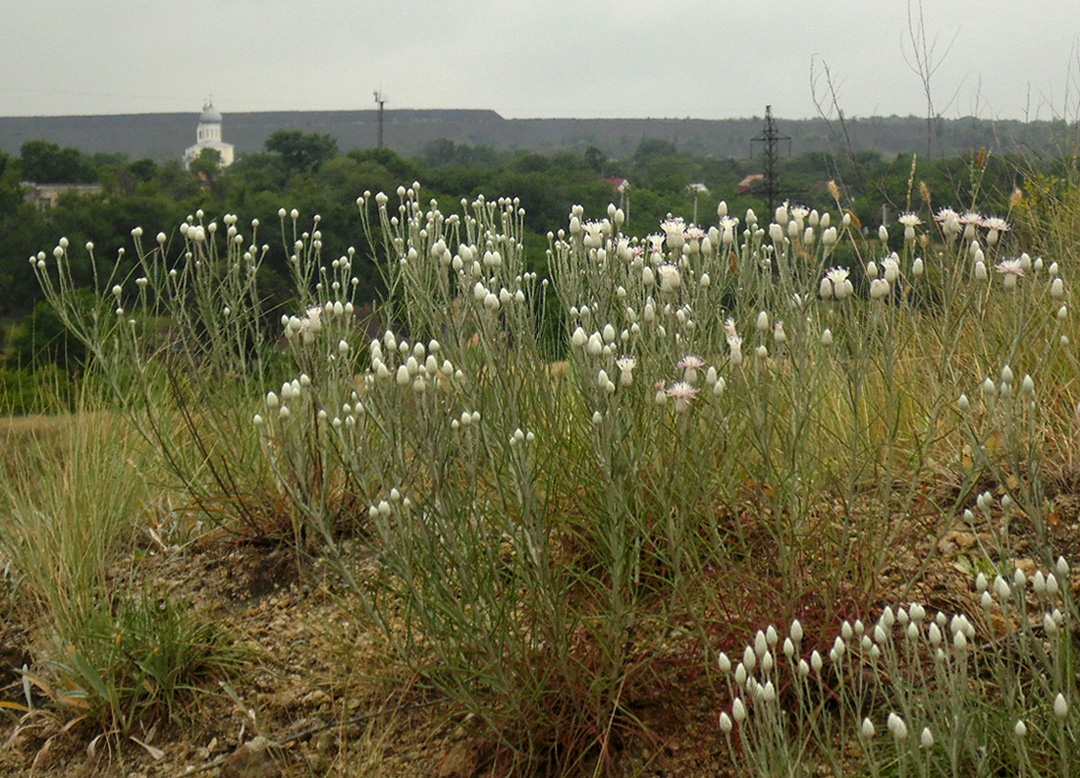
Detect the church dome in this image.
<box><xmin>199</xmin><ymin>101</ymin><xmax>222</xmax><ymax>124</ymax></box>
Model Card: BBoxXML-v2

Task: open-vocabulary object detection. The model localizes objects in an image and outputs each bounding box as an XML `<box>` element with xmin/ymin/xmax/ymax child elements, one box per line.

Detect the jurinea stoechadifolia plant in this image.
<box><xmin>718</xmin><ymin>556</ymin><xmax>1078</xmax><ymax>778</ymax></box>
<box><xmin>30</xmin><ymin>176</ymin><xmax>1076</xmax><ymax>769</ymax></box>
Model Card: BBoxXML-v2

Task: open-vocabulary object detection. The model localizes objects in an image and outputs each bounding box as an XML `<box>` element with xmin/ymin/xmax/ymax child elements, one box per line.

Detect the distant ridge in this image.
<box><xmin>1</xmin><ymin>109</ymin><xmax>1075</xmax><ymax>162</ymax></box>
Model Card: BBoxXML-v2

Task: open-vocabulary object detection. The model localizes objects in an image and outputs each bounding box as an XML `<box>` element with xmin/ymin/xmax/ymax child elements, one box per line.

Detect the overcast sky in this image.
<box><xmin>3</xmin><ymin>1</ymin><xmax>1079</xmax><ymax>122</ymax></box>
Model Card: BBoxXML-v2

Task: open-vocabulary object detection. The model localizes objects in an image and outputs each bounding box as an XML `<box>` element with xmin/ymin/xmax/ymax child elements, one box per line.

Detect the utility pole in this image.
<box><xmin>750</xmin><ymin>105</ymin><xmax>792</xmax><ymax>215</ymax></box>
<box><xmin>373</xmin><ymin>89</ymin><xmax>388</xmax><ymax>149</ymax></box>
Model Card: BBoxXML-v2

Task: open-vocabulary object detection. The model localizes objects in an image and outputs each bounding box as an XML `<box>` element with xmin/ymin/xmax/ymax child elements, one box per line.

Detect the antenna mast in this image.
<box><xmin>373</xmin><ymin>89</ymin><xmax>388</xmax><ymax>149</ymax></box>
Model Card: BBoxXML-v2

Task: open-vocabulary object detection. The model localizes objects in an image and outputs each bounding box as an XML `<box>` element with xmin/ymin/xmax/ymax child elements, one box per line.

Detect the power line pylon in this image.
<box><xmin>750</xmin><ymin>105</ymin><xmax>792</xmax><ymax>215</ymax></box>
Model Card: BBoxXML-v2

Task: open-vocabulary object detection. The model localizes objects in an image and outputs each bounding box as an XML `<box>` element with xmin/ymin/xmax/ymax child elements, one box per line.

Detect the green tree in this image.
<box><xmin>265</xmin><ymin>130</ymin><xmax>339</xmax><ymax>176</ymax></box>
<box><xmin>19</xmin><ymin>140</ymin><xmax>97</xmax><ymax>183</ymax></box>
<box><xmin>5</xmin><ymin>297</ymin><xmax>89</xmax><ymax>372</ymax></box>
<box><xmin>584</xmin><ymin>146</ymin><xmax>606</xmax><ymax>173</ymax></box>
<box><xmin>189</xmin><ymin>148</ymin><xmax>224</xmax><ymax>193</ymax></box>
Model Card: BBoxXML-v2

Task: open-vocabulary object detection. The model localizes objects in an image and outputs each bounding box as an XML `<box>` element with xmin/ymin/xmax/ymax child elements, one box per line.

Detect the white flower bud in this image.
<box><xmin>928</xmin><ymin>623</ymin><xmax>942</xmax><ymax>646</ymax></box>
<box><xmin>1055</xmin><ymin>693</ymin><xmax>1069</xmax><ymax>719</ymax></box>
<box><xmin>915</xmin><ymin>726</ymin><xmax>933</xmax><ymax>752</ymax></box>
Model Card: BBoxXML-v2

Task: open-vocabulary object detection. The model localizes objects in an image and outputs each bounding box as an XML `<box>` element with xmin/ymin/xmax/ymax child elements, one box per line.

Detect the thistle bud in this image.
<box><xmin>920</xmin><ymin>726</ymin><xmax>937</xmax><ymax>752</ymax></box>
<box><xmin>1055</xmin><ymin>693</ymin><xmax>1069</xmax><ymax>719</ymax></box>
<box><xmin>887</xmin><ymin>713</ymin><xmax>908</xmax><ymax>741</ymax></box>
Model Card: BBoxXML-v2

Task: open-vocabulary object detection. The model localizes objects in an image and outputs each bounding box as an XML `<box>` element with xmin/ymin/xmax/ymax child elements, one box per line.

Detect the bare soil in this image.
<box><xmin>2</xmin><ymin>482</ymin><xmax>1080</xmax><ymax>777</ymax></box>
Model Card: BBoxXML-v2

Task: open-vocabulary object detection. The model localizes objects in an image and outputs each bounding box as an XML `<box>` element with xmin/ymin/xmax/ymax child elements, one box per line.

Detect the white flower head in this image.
<box><xmin>661</xmin><ymin>217</ymin><xmax>686</xmax><ymax>251</ymax></box>
<box><xmin>997</xmin><ymin>258</ymin><xmax>1024</xmax><ymax>289</ymax></box>
<box><xmin>820</xmin><ymin>267</ymin><xmax>853</xmax><ymax>300</ymax></box>
<box><xmin>657</xmin><ymin>263</ymin><xmax>681</xmax><ymax>294</ymax></box>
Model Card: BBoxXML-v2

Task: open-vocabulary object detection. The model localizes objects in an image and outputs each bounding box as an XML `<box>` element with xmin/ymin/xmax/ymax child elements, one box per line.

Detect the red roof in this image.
<box><xmin>737</xmin><ymin>174</ymin><xmax>764</xmax><ymax>193</ymax></box>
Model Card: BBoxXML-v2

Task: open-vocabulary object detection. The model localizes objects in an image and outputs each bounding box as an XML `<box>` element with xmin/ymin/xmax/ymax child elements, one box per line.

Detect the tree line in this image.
<box><xmin>0</xmin><ymin>126</ymin><xmax>1059</xmax><ymax>382</ymax></box>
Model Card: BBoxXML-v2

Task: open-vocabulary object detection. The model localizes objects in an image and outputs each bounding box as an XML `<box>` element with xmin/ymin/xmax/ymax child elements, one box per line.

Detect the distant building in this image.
<box><xmin>21</xmin><ymin>181</ymin><xmax>104</xmax><ymax>211</ymax></box>
<box><xmin>737</xmin><ymin>174</ymin><xmax>764</xmax><ymax>193</ymax></box>
<box><xmin>183</xmin><ymin>100</ymin><xmax>234</xmax><ymax>169</ymax></box>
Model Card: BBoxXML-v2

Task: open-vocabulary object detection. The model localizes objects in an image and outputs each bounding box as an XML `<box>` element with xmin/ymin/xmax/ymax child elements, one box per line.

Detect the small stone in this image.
<box><xmin>439</xmin><ymin>741</ymin><xmax>479</xmax><ymax>778</ymax></box>
<box><xmin>219</xmin><ymin>737</ymin><xmax>282</xmax><ymax>778</ymax></box>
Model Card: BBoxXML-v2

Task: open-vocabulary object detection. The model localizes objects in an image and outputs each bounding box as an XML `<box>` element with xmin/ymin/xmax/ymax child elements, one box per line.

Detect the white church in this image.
<box><xmin>183</xmin><ymin>100</ymin><xmax>235</xmax><ymax>169</ymax></box>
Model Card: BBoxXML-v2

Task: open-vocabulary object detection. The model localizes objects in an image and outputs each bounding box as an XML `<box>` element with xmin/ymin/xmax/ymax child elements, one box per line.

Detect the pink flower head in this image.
<box><xmin>678</xmin><ymin>354</ymin><xmax>706</xmax><ymax>384</ymax></box>
<box><xmin>666</xmin><ymin>381</ymin><xmax>699</xmax><ymax>412</ymax></box>
<box><xmin>654</xmin><ymin>379</ymin><xmax>668</xmax><ymax>406</ymax></box>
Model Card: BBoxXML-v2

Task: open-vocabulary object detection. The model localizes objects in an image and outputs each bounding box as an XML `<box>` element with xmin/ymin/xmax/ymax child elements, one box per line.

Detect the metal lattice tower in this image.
<box><xmin>750</xmin><ymin>105</ymin><xmax>792</xmax><ymax>215</ymax></box>
<box><xmin>373</xmin><ymin>89</ymin><xmax>388</xmax><ymax>149</ymax></box>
